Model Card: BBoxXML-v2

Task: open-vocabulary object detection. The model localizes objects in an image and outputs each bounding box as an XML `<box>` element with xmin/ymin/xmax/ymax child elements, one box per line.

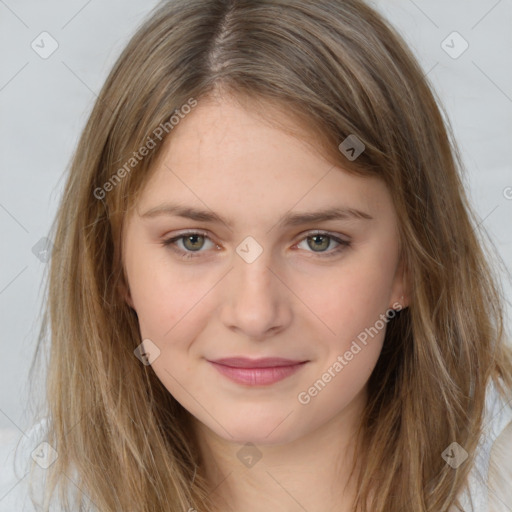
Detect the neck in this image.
<box><xmin>192</xmin><ymin>387</ymin><xmax>367</xmax><ymax>512</ymax></box>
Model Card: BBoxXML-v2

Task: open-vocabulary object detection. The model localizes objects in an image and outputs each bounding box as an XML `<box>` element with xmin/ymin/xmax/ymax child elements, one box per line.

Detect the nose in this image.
<box><xmin>218</xmin><ymin>248</ymin><xmax>293</xmax><ymax>341</ymax></box>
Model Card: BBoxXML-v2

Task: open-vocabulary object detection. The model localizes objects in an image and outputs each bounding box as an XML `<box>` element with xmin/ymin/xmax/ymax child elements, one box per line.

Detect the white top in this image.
<box><xmin>456</xmin><ymin>379</ymin><xmax>512</xmax><ymax>511</ymax></box>
<box><xmin>1</xmin><ymin>380</ymin><xmax>511</xmax><ymax>511</ymax></box>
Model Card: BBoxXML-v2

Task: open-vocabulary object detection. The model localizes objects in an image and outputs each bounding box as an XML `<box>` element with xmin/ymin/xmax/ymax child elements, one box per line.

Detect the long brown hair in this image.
<box><xmin>26</xmin><ymin>0</ymin><xmax>512</xmax><ymax>510</ymax></box>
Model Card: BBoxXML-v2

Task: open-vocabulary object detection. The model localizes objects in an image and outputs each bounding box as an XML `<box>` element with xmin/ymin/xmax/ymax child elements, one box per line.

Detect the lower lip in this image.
<box><xmin>209</xmin><ymin>362</ymin><xmax>306</xmax><ymax>386</ymax></box>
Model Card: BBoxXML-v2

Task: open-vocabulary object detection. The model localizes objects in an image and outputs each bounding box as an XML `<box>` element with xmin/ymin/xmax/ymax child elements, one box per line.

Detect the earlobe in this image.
<box><xmin>390</xmin><ymin>259</ymin><xmax>410</xmax><ymax>310</ymax></box>
<box><xmin>391</xmin><ymin>295</ymin><xmax>407</xmax><ymax>311</ymax></box>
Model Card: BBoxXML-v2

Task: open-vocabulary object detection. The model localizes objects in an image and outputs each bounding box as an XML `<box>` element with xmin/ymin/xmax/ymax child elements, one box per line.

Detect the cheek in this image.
<box><xmin>132</xmin><ymin>279</ymin><xmax>209</xmax><ymax>344</ymax></box>
<box><xmin>296</xmin><ymin>262</ymin><xmax>393</xmax><ymax>415</ymax></box>
<box><xmin>309</xmin><ymin>249</ymin><xmax>397</xmax><ymax>342</ymax></box>
<box><xmin>124</xmin><ymin>242</ymin><xmax>209</xmax><ymax>341</ymax></box>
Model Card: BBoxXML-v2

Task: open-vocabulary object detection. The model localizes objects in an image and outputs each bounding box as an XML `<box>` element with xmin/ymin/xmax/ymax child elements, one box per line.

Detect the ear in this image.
<box><xmin>389</xmin><ymin>256</ymin><xmax>410</xmax><ymax>310</ymax></box>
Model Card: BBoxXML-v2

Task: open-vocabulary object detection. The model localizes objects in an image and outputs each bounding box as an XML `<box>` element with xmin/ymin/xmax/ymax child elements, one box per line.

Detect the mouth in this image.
<box><xmin>207</xmin><ymin>357</ymin><xmax>308</xmax><ymax>386</ymax></box>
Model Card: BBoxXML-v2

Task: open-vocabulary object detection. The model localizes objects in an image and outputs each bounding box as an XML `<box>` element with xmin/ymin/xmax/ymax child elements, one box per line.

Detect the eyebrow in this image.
<box><xmin>141</xmin><ymin>202</ymin><xmax>373</xmax><ymax>228</ymax></box>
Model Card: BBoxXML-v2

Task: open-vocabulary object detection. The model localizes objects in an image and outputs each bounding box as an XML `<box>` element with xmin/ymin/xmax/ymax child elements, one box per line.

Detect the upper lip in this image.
<box><xmin>209</xmin><ymin>357</ymin><xmax>307</xmax><ymax>368</ymax></box>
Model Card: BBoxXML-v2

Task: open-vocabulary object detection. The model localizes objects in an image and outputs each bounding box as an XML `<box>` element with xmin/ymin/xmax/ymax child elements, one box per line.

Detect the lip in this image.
<box><xmin>208</xmin><ymin>357</ymin><xmax>308</xmax><ymax>386</ymax></box>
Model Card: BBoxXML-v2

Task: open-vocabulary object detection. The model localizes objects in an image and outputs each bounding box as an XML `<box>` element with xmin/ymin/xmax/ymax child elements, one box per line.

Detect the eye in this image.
<box><xmin>162</xmin><ymin>231</ymin><xmax>218</xmax><ymax>260</ymax></box>
<box><xmin>295</xmin><ymin>231</ymin><xmax>351</xmax><ymax>258</ymax></box>
<box><xmin>161</xmin><ymin>230</ymin><xmax>351</xmax><ymax>260</ymax></box>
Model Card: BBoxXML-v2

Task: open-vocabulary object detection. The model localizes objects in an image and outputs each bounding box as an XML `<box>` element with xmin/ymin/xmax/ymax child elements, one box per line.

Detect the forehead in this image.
<box><xmin>163</xmin><ymin>94</ymin><xmax>328</xmax><ymax>173</ymax></box>
<box><xmin>133</xmin><ymin>94</ymin><xmax>393</xmax><ymax>224</ymax></box>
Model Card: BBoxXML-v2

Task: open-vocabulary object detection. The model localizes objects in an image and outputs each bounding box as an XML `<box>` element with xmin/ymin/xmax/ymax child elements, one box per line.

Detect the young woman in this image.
<box><xmin>3</xmin><ymin>0</ymin><xmax>512</xmax><ymax>511</ymax></box>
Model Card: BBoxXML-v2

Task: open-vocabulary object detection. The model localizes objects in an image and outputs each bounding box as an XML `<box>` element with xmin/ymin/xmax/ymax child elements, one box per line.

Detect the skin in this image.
<box><xmin>122</xmin><ymin>92</ymin><xmax>408</xmax><ymax>511</ymax></box>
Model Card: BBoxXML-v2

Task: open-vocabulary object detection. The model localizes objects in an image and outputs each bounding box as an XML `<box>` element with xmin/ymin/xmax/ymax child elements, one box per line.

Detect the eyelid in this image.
<box><xmin>294</xmin><ymin>229</ymin><xmax>350</xmax><ymax>244</ymax></box>
<box><xmin>293</xmin><ymin>230</ymin><xmax>351</xmax><ymax>258</ymax></box>
<box><xmin>162</xmin><ymin>228</ymin><xmax>217</xmax><ymax>249</ymax></box>
<box><xmin>162</xmin><ymin>228</ymin><xmax>212</xmax><ymax>241</ymax></box>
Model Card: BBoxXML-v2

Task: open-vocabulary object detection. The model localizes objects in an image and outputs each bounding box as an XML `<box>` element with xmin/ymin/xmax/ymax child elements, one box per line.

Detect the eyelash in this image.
<box><xmin>161</xmin><ymin>230</ymin><xmax>351</xmax><ymax>260</ymax></box>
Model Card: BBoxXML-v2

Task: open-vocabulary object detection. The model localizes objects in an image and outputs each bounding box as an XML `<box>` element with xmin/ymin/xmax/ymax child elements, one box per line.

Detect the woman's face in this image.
<box><xmin>122</xmin><ymin>94</ymin><xmax>406</xmax><ymax>445</ymax></box>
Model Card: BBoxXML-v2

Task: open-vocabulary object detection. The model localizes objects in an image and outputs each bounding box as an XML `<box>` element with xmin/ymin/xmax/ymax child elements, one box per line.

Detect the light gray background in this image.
<box><xmin>0</xmin><ymin>0</ymin><xmax>511</xmax><ymax>433</ymax></box>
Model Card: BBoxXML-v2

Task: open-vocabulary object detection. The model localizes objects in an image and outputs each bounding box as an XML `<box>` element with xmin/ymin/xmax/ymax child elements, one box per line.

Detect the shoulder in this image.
<box><xmin>456</xmin><ymin>378</ymin><xmax>512</xmax><ymax>512</ymax></box>
<box><xmin>479</xmin><ymin>377</ymin><xmax>512</xmax><ymax>512</ymax></box>
<box><xmin>488</xmin><ymin>417</ymin><xmax>512</xmax><ymax>511</ymax></box>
